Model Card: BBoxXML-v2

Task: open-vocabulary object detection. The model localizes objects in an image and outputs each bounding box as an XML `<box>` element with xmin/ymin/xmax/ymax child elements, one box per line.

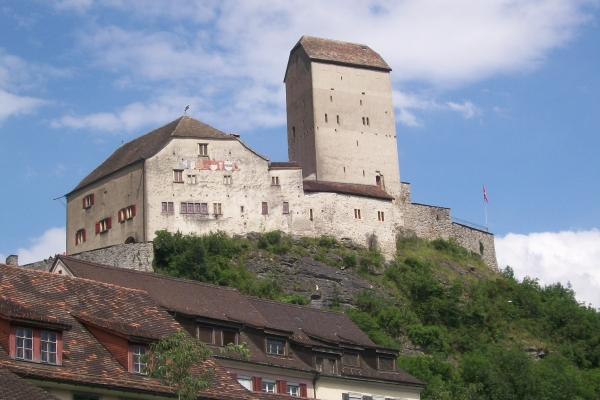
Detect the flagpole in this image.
<box><xmin>483</xmin><ymin>184</ymin><xmax>488</xmax><ymax>232</ymax></box>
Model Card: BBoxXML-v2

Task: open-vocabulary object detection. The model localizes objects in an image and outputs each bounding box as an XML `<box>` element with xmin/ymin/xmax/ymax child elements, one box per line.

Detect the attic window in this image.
<box><xmin>222</xmin><ymin>330</ymin><xmax>237</xmax><ymax>346</ymax></box>
<box><xmin>12</xmin><ymin>327</ymin><xmax>63</xmax><ymax>365</ymax></box>
<box><xmin>131</xmin><ymin>345</ymin><xmax>147</xmax><ymax>374</ymax></box>
<box><xmin>342</xmin><ymin>352</ymin><xmax>360</xmax><ymax>367</ymax></box>
<box><xmin>198</xmin><ymin>143</ymin><xmax>208</xmax><ymax>156</ymax></box>
<box><xmin>266</xmin><ymin>338</ymin><xmax>285</xmax><ymax>355</ymax></box>
<box><xmin>378</xmin><ymin>356</ymin><xmax>395</xmax><ymax>371</ymax></box>
<box><xmin>361</xmin><ymin>45</ymin><xmax>367</xmax><ymax>50</ymax></box>
<box><xmin>198</xmin><ymin>326</ymin><xmax>213</xmax><ymax>344</ymax></box>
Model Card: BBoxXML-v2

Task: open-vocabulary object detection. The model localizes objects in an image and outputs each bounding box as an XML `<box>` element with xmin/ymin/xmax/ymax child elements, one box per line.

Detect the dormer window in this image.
<box><xmin>316</xmin><ymin>356</ymin><xmax>337</xmax><ymax>373</ymax></box>
<box><xmin>222</xmin><ymin>330</ymin><xmax>237</xmax><ymax>346</ymax></box>
<box><xmin>378</xmin><ymin>356</ymin><xmax>396</xmax><ymax>371</ymax></box>
<box><xmin>266</xmin><ymin>338</ymin><xmax>285</xmax><ymax>355</ymax></box>
<box><xmin>131</xmin><ymin>344</ymin><xmax>147</xmax><ymax>374</ymax></box>
<box><xmin>11</xmin><ymin>326</ymin><xmax>63</xmax><ymax>365</ymax></box>
<box><xmin>342</xmin><ymin>352</ymin><xmax>360</xmax><ymax>367</ymax></box>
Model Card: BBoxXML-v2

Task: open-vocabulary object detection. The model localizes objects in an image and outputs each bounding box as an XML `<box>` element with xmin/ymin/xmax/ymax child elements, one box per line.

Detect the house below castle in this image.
<box><xmin>65</xmin><ymin>36</ymin><xmax>497</xmax><ymax>270</ymax></box>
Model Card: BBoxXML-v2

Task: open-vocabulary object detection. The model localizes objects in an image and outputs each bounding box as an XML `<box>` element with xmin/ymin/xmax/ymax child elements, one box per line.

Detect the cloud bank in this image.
<box><xmin>14</xmin><ymin>227</ymin><xmax>66</xmax><ymax>265</ymax></box>
<box><xmin>495</xmin><ymin>229</ymin><xmax>600</xmax><ymax>308</ymax></box>
<box><xmin>49</xmin><ymin>0</ymin><xmax>593</xmax><ymax>133</ymax></box>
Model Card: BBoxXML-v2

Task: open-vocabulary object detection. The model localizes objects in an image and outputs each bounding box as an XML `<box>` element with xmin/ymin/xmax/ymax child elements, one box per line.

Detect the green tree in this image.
<box><xmin>142</xmin><ymin>330</ymin><xmax>249</xmax><ymax>400</ymax></box>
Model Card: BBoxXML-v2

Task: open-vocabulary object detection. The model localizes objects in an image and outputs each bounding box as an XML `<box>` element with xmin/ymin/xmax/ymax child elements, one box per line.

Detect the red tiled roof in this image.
<box><xmin>293</xmin><ymin>36</ymin><xmax>391</xmax><ymax>72</ymax></box>
<box><xmin>71</xmin><ymin>115</ymin><xmax>234</xmax><ymax>193</ymax></box>
<box><xmin>56</xmin><ymin>256</ymin><xmax>272</xmax><ymax>328</ymax></box>
<box><xmin>0</xmin><ymin>366</ymin><xmax>60</xmax><ymax>400</ymax></box>
<box><xmin>303</xmin><ymin>180</ymin><xmax>394</xmax><ymax>200</ymax></box>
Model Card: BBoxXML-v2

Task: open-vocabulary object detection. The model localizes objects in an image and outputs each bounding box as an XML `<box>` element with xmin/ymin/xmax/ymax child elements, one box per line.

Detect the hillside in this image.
<box><xmin>152</xmin><ymin>230</ymin><xmax>600</xmax><ymax>400</ymax></box>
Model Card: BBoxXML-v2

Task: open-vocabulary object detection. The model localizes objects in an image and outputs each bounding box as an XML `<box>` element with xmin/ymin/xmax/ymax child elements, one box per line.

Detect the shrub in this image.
<box><xmin>265</xmin><ymin>230</ymin><xmax>281</xmax><ymax>245</ymax></box>
<box><xmin>281</xmin><ymin>293</ymin><xmax>308</xmax><ymax>305</ymax></box>
<box><xmin>318</xmin><ymin>235</ymin><xmax>337</xmax><ymax>248</ymax></box>
<box><xmin>343</xmin><ymin>252</ymin><xmax>357</xmax><ymax>268</ymax></box>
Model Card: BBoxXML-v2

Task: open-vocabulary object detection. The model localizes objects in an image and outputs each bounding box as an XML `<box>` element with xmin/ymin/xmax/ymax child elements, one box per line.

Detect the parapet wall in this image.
<box><xmin>451</xmin><ymin>223</ymin><xmax>498</xmax><ymax>271</ymax></box>
<box><xmin>71</xmin><ymin>242</ymin><xmax>154</xmax><ymax>272</ymax></box>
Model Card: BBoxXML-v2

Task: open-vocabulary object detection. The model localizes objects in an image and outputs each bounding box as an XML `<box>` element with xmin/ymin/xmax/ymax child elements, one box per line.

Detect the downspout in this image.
<box><xmin>313</xmin><ymin>372</ymin><xmax>320</xmax><ymax>399</ymax></box>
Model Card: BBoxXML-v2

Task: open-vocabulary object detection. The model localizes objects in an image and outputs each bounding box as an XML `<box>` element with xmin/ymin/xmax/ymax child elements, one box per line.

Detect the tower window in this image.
<box><xmin>367</xmin><ymin>117</ymin><xmax>370</xmax><ymax>126</ymax></box>
<box><xmin>336</xmin><ymin>115</ymin><xmax>339</xmax><ymax>124</ymax></box>
<box><xmin>309</xmin><ymin>209</ymin><xmax>314</xmax><ymax>221</ymax></box>
<box><xmin>330</xmin><ymin>95</ymin><xmax>332</xmax><ymax>102</ymax></box>
<box><xmin>262</xmin><ymin>202</ymin><xmax>269</xmax><ymax>215</ymax></box>
<box><xmin>354</xmin><ymin>209</ymin><xmax>362</xmax><ymax>219</ymax></box>
<box><xmin>378</xmin><ymin>211</ymin><xmax>385</xmax><ymax>222</ymax></box>
<box><xmin>292</xmin><ymin>127</ymin><xmax>295</xmax><ymax>137</ymax></box>
<box><xmin>362</xmin><ymin>117</ymin><xmax>365</xmax><ymax>125</ymax></box>
<box><xmin>325</xmin><ymin>114</ymin><xmax>328</xmax><ymax>123</ymax></box>
<box><xmin>360</xmin><ymin>100</ymin><xmax>363</xmax><ymax>106</ymax></box>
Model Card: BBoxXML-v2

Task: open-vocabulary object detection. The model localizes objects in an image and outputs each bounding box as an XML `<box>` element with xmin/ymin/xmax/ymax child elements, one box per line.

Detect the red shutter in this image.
<box><xmin>300</xmin><ymin>383</ymin><xmax>307</xmax><ymax>397</ymax></box>
<box><xmin>90</xmin><ymin>194</ymin><xmax>95</xmax><ymax>205</ymax></box>
<box><xmin>118</xmin><ymin>210</ymin><xmax>122</xmax><ymax>222</ymax></box>
<box><xmin>82</xmin><ymin>229</ymin><xmax>86</xmax><ymax>242</ymax></box>
<box><xmin>131</xmin><ymin>204</ymin><xmax>136</xmax><ymax>216</ymax></box>
<box><xmin>95</xmin><ymin>222</ymin><xmax>100</xmax><ymax>234</ymax></box>
<box><xmin>230</xmin><ymin>373</ymin><xmax>237</xmax><ymax>381</ymax></box>
<box><xmin>75</xmin><ymin>232</ymin><xmax>78</xmax><ymax>245</ymax></box>
<box><xmin>252</xmin><ymin>376</ymin><xmax>262</xmax><ymax>392</ymax></box>
<box><xmin>276</xmin><ymin>380</ymin><xmax>286</xmax><ymax>394</ymax></box>
<box><xmin>107</xmin><ymin>217</ymin><xmax>112</xmax><ymax>229</ymax></box>
<box><xmin>82</xmin><ymin>198</ymin><xmax>86</xmax><ymax>209</ymax></box>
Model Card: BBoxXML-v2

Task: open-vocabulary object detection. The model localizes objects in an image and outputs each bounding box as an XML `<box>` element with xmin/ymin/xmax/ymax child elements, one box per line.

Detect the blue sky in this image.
<box><xmin>1</xmin><ymin>0</ymin><xmax>599</xmax><ymax>305</ymax></box>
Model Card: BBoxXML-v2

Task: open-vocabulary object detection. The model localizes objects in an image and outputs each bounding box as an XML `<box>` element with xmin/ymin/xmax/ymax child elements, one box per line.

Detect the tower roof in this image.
<box><xmin>70</xmin><ymin>115</ymin><xmax>234</xmax><ymax>193</ymax></box>
<box><xmin>289</xmin><ymin>36</ymin><xmax>391</xmax><ymax>76</ymax></box>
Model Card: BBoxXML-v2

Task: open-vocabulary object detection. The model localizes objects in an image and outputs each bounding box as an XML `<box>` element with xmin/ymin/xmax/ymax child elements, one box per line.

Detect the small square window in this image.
<box><xmin>187</xmin><ymin>174</ymin><xmax>197</xmax><ymax>185</ymax></box>
<box><xmin>16</xmin><ymin>327</ymin><xmax>33</xmax><ymax>360</ymax></box>
<box><xmin>354</xmin><ymin>209</ymin><xmax>361</xmax><ymax>219</ymax></box>
<box><xmin>198</xmin><ymin>143</ymin><xmax>208</xmax><ymax>156</ymax></box>
<box><xmin>162</xmin><ymin>202</ymin><xmax>174</xmax><ymax>214</ymax></box>
<box><xmin>213</xmin><ymin>203</ymin><xmax>222</xmax><ymax>215</ymax></box>
<box><xmin>262</xmin><ymin>202</ymin><xmax>268</xmax><ymax>215</ymax></box>
<box><xmin>287</xmin><ymin>385</ymin><xmax>299</xmax><ymax>396</ymax></box>
<box><xmin>118</xmin><ymin>205</ymin><xmax>136</xmax><ymax>222</ymax></box>
<box><xmin>173</xmin><ymin>170</ymin><xmax>183</xmax><ymax>183</ymax></box>
<box><xmin>378</xmin><ymin>211</ymin><xmax>385</xmax><ymax>222</ymax></box>
<box><xmin>266</xmin><ymin>338</ymin><xmax>285</xmax><ymax>355</ymax></box>
<box><xmin>75</xmin><ymin>229</ymin><xmax>86</xmax><ymax>245</ymax></box>
<box><xmin>224</xmin><ymin>175</ymin><xmax>232</xmax><ymax>185</ymax></box>
<box><xmin>238</xmin><ymin>376</ymin><xmax>252</xmax><ymax>391</ymax></box>
<box><xmin>283</xmin><ymin>202</ymin><xmax>290</xmax><ymax>214</ymax></box>
<box><xmin>271</xmin><ymin>176</ymin><xmax>280</xmax><ymax>186</ymax></box>
<box><xmin>262</xmin><ymin>381</ymin><xmax>276</xmax><ymax>393</ymax></box>
<box><xmin>378</xmin><ymin>356</ymin><xmax>395</xmax><ymax>371</ymax></box>
<box><xmin>83</xmin><ymin>194</ymin><xmax>94</xmax><ymax>209</ymax></box>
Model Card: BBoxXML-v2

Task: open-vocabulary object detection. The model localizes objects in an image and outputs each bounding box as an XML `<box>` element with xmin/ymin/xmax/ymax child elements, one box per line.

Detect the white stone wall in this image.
<box><xmin>451</xmin><ymin>223</ymin><xmax>498</xmax><ymax>271</ymax></box>
<box><xmin>403</xmin><ymin>203</ymin><xmax>453</xmax><ymax>240</ymax></box>
<box><xmin>71</xmin><ymin>242</ymin><xmax>154</xmax><ymax>272</ymax></box>
<box><xmin>300</xmin><ymin>192</ymin><xmax>402</xmax><ymax>255</ymax></box>
<box><xmin>144</xmin><ymin>137</ymin><xmax>306</xmax><ymax>240</ymax></box>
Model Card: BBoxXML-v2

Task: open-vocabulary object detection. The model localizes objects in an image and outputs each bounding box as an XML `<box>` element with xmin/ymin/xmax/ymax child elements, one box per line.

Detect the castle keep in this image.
<box><xmin>65</xmin><ymin>36</ymin><xmax>497</xmax><ymax>270</ymax></box>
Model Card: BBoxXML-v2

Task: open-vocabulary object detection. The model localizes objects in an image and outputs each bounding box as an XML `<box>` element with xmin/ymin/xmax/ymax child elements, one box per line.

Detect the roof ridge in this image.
<box><xmin>301</xmin><ymin>35</ymin><xmax>369</xmax><ymax>48</ymax></box>
<box><xmin>246</xmin><ymin>296</ymin><xmax>347</xmax><ymax>316</ymax></box>
<box><xmin>59</xmin><ymin>256</ymin><xmax>240</xmax><ymax>291</ymax></box>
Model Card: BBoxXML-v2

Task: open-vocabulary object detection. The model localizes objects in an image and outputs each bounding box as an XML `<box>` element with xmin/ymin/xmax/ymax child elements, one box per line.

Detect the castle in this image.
<box><xmin>65</xmin><ymin>36</ymin><xmax>497</xmax><ymax>270</ymax></box>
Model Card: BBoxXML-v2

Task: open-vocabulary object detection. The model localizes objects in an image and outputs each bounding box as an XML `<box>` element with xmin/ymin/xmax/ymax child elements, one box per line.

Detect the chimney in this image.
<box><xmin>231</xmin><ymin>133</ymin><xmax>240</xmax><ymax>138</ymax></box>
<box><xmin>6</xmin><ymin>255</ymin><xmax>18</xmax><ymax>266</ymax></box>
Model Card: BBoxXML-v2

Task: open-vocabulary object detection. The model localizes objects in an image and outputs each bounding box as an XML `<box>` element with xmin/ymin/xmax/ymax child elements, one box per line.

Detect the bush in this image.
<box><xmin>318</xmin><ymin>235</ymin><xmax>337</xmax><ymax>248</ymax></box>
<box><xmin>265</xmin><ymin>230</ymin><xmax>281</xmax><ymax>245</ymax></box>
<box><xmin>281</xmin><ymin>293</ymin><xmax>308</xmax><ymax>305</ymax></box>
<box><xmin>343</xmin><ymin>252</ymin><xmax>357</xmax><ymax>268</ymax></box>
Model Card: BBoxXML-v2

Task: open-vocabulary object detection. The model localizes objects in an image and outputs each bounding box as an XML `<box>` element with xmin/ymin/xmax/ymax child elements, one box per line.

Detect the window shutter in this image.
<box><xmin>107</xmin><ymin>217</ymin><xmax>112</xmax><ymax>229</ymax></box>
<box><xmin>82</xmin><ymin>229</ymin><xmax>86</xmax><ymax>242</ymax></box>
<box><xmin>276</xmin><ymin>380</ymin><xmax>286</xmax><ymax>394</ymax></box>
<box><xmin>342</xmin><ymin>394</ymin><xmax>350</xmax><ymax>400</ymax></box>
<box><xmin>252</xmin><ymin>376</ymin><xmax>262</xmax><ymax>392</ymax></box>
<box><xmin>90</xmin><ymin>194</ymin><xmax>94</xmax><ymax>205</ymax></box>
<box><xmin>95</xmin><ymin>222</ymin><xmax>100</xmax><ymax>234</ymax></box>
<box><xmin>299</xmin><ymin>383</ymin><xmax>307</xmax><ymax>397</ymax></box>
<box><xmin>75</xmin><ymin>232</ymin><xmax>78</xmax><ymax>244</ymax></box>
<box><xmin>131</xmin><ymin>204</ymin><xmax>136</xmax><ymax>216</ymax></box>
<box><xmin>82</xmin><ymin>198</ymin><xmax>86</xmax><ymax>209</ymax></box>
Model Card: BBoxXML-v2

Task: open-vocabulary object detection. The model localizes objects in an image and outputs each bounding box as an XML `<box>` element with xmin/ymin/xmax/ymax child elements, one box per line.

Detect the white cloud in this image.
<box><xmin>495</xmin><ymin>229</ymin><xmax>600</xmax><ymax>308</ymax></box>
<box><xmin>53</xmin><ymin>0</ymin><xmax>94</xmax><ymax>12</ymax></box>
<box><xmin>15</xmin><ymin>227</ymin><xmax>66</xmax><ymax>265</ymax></box>
<box><xmin>0</xmin><ymin>89</ymin><xmax>46</xmax><ymax>123</ymax></box>
<box><xmin>52</xmin><ymin>0</ymin><xmax>593</xmax><ymax>132</ymax></box>
<box><xmin>392</xmin><ymin>90</ymin><xmax>482</xmax><ymax>126</ymax></box>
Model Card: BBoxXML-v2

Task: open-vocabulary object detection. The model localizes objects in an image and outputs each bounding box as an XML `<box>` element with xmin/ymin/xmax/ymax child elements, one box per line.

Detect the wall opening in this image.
<box><xmin>125</xmin><ymin>237</ymin><xmax>136</xmax><ymax>244</ymax></box>
<box><xmin>330</xmin><ymin>96</ymin><xmax>332</xmax><ymax>102</ymax></box>
<box><xmin>325</xmin><ymin>114</ymin><xmax>328</xmax><ymax>123</ymax></box>
<box><xmin>336</xmin><ymin>115</ymin><xmax>339</xmax><ymax>124</ymax></box>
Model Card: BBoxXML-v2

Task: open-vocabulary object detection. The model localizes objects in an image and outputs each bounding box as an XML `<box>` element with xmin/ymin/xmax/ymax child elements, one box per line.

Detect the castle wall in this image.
<box><xmin>70</xmin><ymin>242</ymin><xmax>154</xmax><ymax>272</ymax></box>
<box><xmin>402</xmin><ymin>203</ymin><xmax>453</xmax><ymax>240</ymax></box>
<box><xmin>298</xmin><ymin>192</ymin><xmax>401</xmax><ymax>255</ymax></box>
<box><xmin>66</xmin><ymin>162</ymin><xmax>145</xmax><ymax>255</ymax></box>
<box><xmin>451</xmin><ymin>223</ymin><xmax>498</xmax><ymax>271</ymax></box>
<box><xmin>144</xmin><ymin>137</ymin><xmax>306</xmax><ymax>240</ymax></box>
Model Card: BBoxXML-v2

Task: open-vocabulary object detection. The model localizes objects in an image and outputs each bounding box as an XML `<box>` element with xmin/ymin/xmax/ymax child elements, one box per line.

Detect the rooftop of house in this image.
<box><xmin>0</xmin><ymin>264</ymin><xmax>303</xmax><ymax>400</ymax></box>
<box><xmin>286</xmin><ymin>36</ymin><xmax>391</xmax><ymax>81</ymax></box>
<box><xmin>70</xmin><ymin>115</ymin><xmax>236</xmax><ymax>193</ymax></box>
<box><xmin>303</xmin><ymin>180</ymin><xmax>394</xmax><ymax>200</ymax></box>
<box><xmin>0</xmin><ymin>366</ymin><xmax>61</xmax><ymax>400</ymax></box>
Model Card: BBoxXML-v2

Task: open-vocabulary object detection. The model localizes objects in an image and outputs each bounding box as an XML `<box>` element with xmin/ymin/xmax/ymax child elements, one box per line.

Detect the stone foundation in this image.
<box><xmin>71</xmin><ymin>242</ymin><xmax>154</xmax><ymax>272</ymax></box>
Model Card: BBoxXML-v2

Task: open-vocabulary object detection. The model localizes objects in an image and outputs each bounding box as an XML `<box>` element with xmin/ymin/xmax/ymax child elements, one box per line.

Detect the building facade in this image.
<box><xmin>65</xmin><ymin>36</ymin><xmax>497</xmax><ymax>269</ymax></box>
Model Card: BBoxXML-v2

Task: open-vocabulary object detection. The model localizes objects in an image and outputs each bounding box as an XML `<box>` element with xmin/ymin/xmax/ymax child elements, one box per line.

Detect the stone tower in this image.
<box><xmin>284</xmin><ymin>36</ymin><xmax>401</xmax><ymax>199</ymax></box>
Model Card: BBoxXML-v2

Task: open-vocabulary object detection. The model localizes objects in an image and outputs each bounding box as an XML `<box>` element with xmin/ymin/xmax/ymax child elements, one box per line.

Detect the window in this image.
<box><xmin>367</xmin><ymin>117</ymin><xmax>370</xmax><ymax>126</ymax></box>
<box><xmin>198</xmin><ymin>327</ymin><xmax>213</xmax><ymax>344</ymax></box>
<box><xmin>325</xmin><ymin>113</ymin><xmax>328</xmax><ymax>122</ymax></box>
<box><xmin>118</xmin><ymin>205</ymin><xmax>136</xmax><ymax>222</ymax></box>
<box><xmin>224</xmin><ymin>175</ymin><xmax>232</xmax><ymax>185</ymax></box>
<box><xmin>309</xmin><ymin>208</ymin><xmax>314</xmax><ymax>221</ymax></box>
<box><xmin>187</xmin><ymin>174</ymin><xmax>197</xmax><ymax>185</ymax></box>
<box><xmin>378</xmin><ymin>356</ymin><xmax>395</xmax><ymax>371</ymax></box>
<box><xmin>173</xmin><ymin>169</ymin><xmax>183</xmax><ymax>183</ymax></box>
<box><xmin>16</xmin><ymin>327</ymin><xmax>33</xmax><ymax>360</ymax></box>
<box><xmin>96</xmin><ymin>217</ymin><xmax>111</xmax><ymax>234</ymax></box>
<box><xmin>132</xmin><ymin>345</ymin><xmax>147</xmax><ymax>374</ymax></box>
<box><xmin>362</xmin><ymin>117</ymin><xmax>366</xmax><ymax>125</ymax></box>
<box><xmin>201</xmin><ymin>203</ymin><xmax>208</xmax><ymax>214</ymax></box>
<box><xmin>222</xmin><ymin>330</ymin><xmax>237</xmax><ymax>346</ymax></box>
<box><xmin>213</xmin><ymin>203</ymin><xmax>222</xmax><ymax>215</ymax></box>
<box><xmin>180</xmin><ymin>202</ymin><xmax>188</xmax><ymax>214</ymax></box>
<box><xmin>262</xmin><ymin>202</ymin><xmax>268</xmax><ymax>215</ymax></box>
<box><xmin>271</xmin><ymin>176</ymin><xmax>280</xmax><ymax>186</ymax></box>
<box><xmin>378</xmin><ymin>211</ymin><xmax>385</xmax><ymax>222</ymax></box>
<box><xmin>73</xmin><ymin>395</ymin><xmax>100</xmax><ymax>400</ymax></box>
<box><xmin>326</xmin><ymin>358</ymin><xmax>337</xmax><ymax>374</ymax></box>
<box><xmin>282</xmin><ymin>202</ymin><xmax>289</xmax><ymax>214</ymax></box>
<box><xmin>336</xmin><ymin>115</ymin><xmax>340</xmax><ymax>124</ymax></box>
<box><xmin>343</xmin><ymin>352</ymin><xmax>360</xmax><ymax>367</ymax></box>
<box><xmin>13</xmin><ymin>327</ymin><xmax>62</xmax><ymax>365</ymax></box>
<box><xmin>238</xmin><ymin>376</ymin><xmax>252</xmax><ymax>391</ymax></box>
<box><xmin>316</xmin><ymin>357</ymin><xmax>337</xmax><ymax>373</ymax></box>
<box><xmin>162</xmin><ymin>202</ymin><xmax>174</xmax><ymax>214</ymax></box>
<box><xmin>287</xmin><ymin>384</ymin><xmax>299</xmax><ymax>396</ymax></box>
<box><xmin>41</xmin><ymin>331</ymin><xmax>57</xmax><ymax>364</ymax></box>
<box><xmin>292</xmin><ymin>127</ymin><xmax>295</xmax><ymax>137</ymax></box>
<box><xmin>198</xmin><ymin>143</ymin><xmax>208</xmax><ymax>156</ymax></box>
<box><xmin>266</xmin><ymin>338</ymin><xmax>285</xmax><ymax>355</ymax></box>
<box><xmin>82</xmin><ymin>194</ymin><xmax>94</xmax><ymax>209</ymax></box>
<box><xmin>316</xmin><ymin>357</ymin><xmax>322</xmax><ymax>372</ymax></box>
<box><xmin>262</xmin><ymin>381</ymin><xmax>276</xmax><ymax>393</ymax></box>
<box><xmin>75</xmin><ymin>229</ymin><xmax>86</xmax><ymax>245</ymax></box>
<box><xmin>354</xmin><ymin>209</ymin><xmax>361</xmax><ymax>219</ymax></box>
<box><xmin>240</xmin><ymin>206</ymin><xmax>245</xmax><ymax>213</ymax></box>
